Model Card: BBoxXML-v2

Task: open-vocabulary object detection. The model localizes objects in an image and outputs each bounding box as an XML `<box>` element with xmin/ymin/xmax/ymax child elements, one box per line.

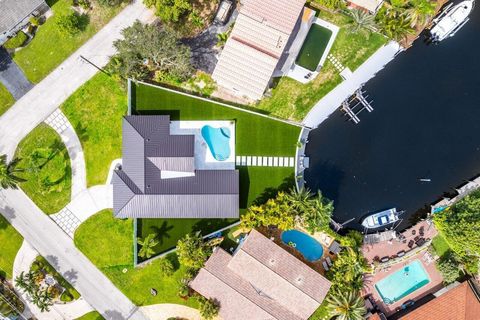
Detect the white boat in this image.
<box><xmin>361</xmin><ymin>208</ymin><xmax>401</xmax><ymax>229</ymax></box>
<box><xmin>429</xmin><ymin>0</ymin><xmax>475</xmax><ymax>42</ymax></box>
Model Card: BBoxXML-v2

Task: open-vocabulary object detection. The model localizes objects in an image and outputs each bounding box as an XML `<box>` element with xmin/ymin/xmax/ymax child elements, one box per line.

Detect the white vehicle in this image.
<box><xmin>215</xmin><ymin>1</ymin><xmax>233</xmax><ymax>24</ymax></box>
<box><xmin>429</xmin><ymin>0</ymin><xmax>475</xmax><ymax>42</ymax></box>
<box><xmin>361</xmin><ymin>208</ymin><xmax>401</xmax><ymax>229</ymax></box>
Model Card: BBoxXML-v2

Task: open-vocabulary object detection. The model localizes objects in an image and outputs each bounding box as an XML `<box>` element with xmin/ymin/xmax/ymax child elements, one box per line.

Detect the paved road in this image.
<box><xmin>0</xmin><ymin>1</ymin><xmax>155</xmax><ymax>319</ymax></box>
<box><xmin>0</xmin><ymin>189</ymin><xmax>146</xmax><ymax>320</ymax></box>
<box><xmin>0</xmin><ymin>0</ymin><xmax>155</xmax><ymax>158</ymax></box>
<box><xmin>0</xmin><ymin>47</ymin><xmax>33</xmax><ymax>100</ymax></box>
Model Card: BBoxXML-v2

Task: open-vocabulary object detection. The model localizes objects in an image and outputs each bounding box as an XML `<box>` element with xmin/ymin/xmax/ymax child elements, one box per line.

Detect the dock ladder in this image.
<box><xmin>341</xmin><ymin>87</ymin><xmax>374</xmax><ymax>124</ymax></box>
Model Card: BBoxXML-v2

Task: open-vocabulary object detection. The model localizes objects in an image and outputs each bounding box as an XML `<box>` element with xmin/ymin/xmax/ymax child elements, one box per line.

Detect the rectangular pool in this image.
<box><xmin>295</xmin><ymin>23</ymin><xmax>333</xmax><ymax>71</ymax></box>
<box><xmin>375</xmin><ymin>260</ymin><xmax>430</xmax><ymax>304</ymax></box>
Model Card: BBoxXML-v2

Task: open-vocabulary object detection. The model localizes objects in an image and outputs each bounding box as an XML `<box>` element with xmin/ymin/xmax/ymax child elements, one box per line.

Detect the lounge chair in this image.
<box><xmin>322</xmin><ymin>260</ymin><xmax>329</xmax><ymax>271</ymax></box>
<box><xmin>326</xmin><ymin>256</ymin><xmax>333</xmax><ymax>266</ymax></box>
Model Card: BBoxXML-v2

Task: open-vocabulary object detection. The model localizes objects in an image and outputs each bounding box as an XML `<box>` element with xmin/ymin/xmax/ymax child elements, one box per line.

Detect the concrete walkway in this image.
<box><xmin>302</xmin><ymin>41</ymin><xmax>403</xmax><ymax>128</ymax></box>
<box><xmin>0</xmin><ymin>0</ymin><xmax>155</xmax><ymax>158</ymax></box>
<box><xmin>235</xmin><ymin>156</ymin><xmax>295</xmax><ymax>167</ymax></box>
<box><xmin>12</xmin><ymin>240</ymin><xmax>94</xmax><ymax>320</ymax></box>
<box><xmin>139</xmin><ymin>304</ymin><xmax>204</xmax><ymax>320</ymax></box>
<box><xmin>44</xmin><ymin>109</ymin><xmax>87</xmax><ymax>197</ymax></box>
<box><xmin>51</xmin><ymin>185</ymin><xmax>113</xmax><ymax>237</ymax></box>
<box><xmin>0</xmin><ymin>47</ymin><xmax>33</xmax><ymax>100</ymax></box>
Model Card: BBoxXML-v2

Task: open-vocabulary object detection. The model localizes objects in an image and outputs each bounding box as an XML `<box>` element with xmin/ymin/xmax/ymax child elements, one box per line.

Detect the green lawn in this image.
<box><xmin>132</xmin><ymin>82</ymin><xmax>301</xmax><ymax>156</ymax></box>
<box><xmin>256</xmin><ymin>10</ymin><xmax>388</xmax><ymax>121</ymax></box>
<box><xmin>74</xmin><ymin>210</ymin><xmax>197</xmax><ymax>307</ymax></box>
<box><xmin>31</xmin><ymin>255</ymin><xmax>80</xmax><ymax>301</ymax></box>
<box><xmin>309</xmin><ymin>300</ymin><xmax>330</xmax><ymax>320</ymax></box>
<box><xmin>13</xmin><ymin>0</ymin><xmax>124</xmax><ymax>83</ymax></box>
<box><xmin>0</xmin><ymin>215</ymin><xmax>23</xmax><ymax>279</ymax></box>
<box><xmin>61</xmin><ymin>73</ymin><xmax>127</xmax><ymax>186</ymax></box>
<box><xmin>0</xmin><ymin>83</ymin><xmax>15</xmax><ymax>116</ymax></box>
<box><xmin>432</xmin><ymin>234</ymin><xmax>451</xmax><ymax>258</ymax></box>
<box><xmin>137</xmin><ymin>218</ymin><xmax>237</xmax><ymax>260</ymax></box>
<box><xmin>15</xmin><ymin>124</ymin><xmax>71</xmax><ymax>214</ymax></box>
<box><xmin>75</xmin><ymin>312</ymin><xmax>104</xmax><ymax>320</ymax></box>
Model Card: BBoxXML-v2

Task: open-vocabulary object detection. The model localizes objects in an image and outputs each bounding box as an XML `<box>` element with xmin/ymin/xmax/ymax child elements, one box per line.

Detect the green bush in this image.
<box><xmin>158</xmin><ymin>258</ymin><xmax>174</xmax><ymax>277</ymax></box>
<box><xmin>197</xmin><ymin>296</ymin><xmax>220</xmax><ymax>320</ymax></box>
<box><xmin>4</xmin><ymin>32</ymin><xmax>28</xmax><ymax>49</ymax></box>
<box><xmin>56</xmin><ymin>12</ymin><xmax>84</xmax><ymax>36</ymax></box>
<box><xmin>29</xmin><ymin>16</ymin><xmax>41</xmax><ymax>26</ymax></box>
<box><xmin>96</xmin><ymin>0</ymin><xmax>125</xmax><ymax>6</ymax></box>
<box><xmin>436</xmin><ymin>254</ymin><xmax>461</xmax><ymax>285</ymax></box>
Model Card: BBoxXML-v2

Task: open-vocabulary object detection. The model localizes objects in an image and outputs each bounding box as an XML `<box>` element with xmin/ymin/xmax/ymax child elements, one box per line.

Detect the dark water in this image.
<box><xmin>304</xmin><ymin>6</ymin><xmax>480</xmax><ymax>231</ymax></box>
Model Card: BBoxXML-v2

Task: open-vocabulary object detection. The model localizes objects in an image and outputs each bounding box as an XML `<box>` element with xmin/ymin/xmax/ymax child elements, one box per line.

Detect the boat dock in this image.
<box><xmin>341</xmin><ymin>89</ymin><xmax>374</xmax><ymax>124</ymax></box>
<box><xmin>302</xmin><ymin>41</ymin><xmax>402</xmax><ymax>128</ymax></box>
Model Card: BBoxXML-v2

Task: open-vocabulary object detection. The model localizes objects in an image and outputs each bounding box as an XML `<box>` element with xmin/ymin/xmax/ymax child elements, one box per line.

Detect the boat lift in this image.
<box><xmin>341</xmin><ymin>88</ymin><xmax>374</xmax><ymax>124</ymax></box>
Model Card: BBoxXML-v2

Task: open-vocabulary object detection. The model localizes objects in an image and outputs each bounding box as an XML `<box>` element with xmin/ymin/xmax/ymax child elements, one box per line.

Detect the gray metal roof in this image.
<box><xmin>0</xmin><ymin>0</ymin><xmax>46</xmax><ymax>34</ymax></box>
<box><xmin>113</xmin><ymin>115</ymin><xmax>239</xmax><ymax>219</ymax></box>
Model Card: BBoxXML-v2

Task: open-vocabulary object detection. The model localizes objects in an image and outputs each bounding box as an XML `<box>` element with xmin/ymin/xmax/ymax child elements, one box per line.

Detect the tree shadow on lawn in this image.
<box><xmin>150</xmin><ymin>221</ymin><xmax>174</xmax><ymax>246</ymax></box>
<box><xmin>251</xmin><ymin>173</ymin><xmax>295</xmax><ymax>206</ymax></box>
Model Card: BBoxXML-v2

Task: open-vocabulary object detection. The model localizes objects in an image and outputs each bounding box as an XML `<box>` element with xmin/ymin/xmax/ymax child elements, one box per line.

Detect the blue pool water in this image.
<box><xmin>375</xmin><ymin>260</ymin><xmax>430</xmax><ymax>304</ymax></box>
<box><xmin>281</xmin><ymin>230</ymin><xmax>324</xmax><ymax>262</ymax></box>
<box><xmin>201</xmin><ymin>125</ymin><xmax>231</xmax><ymax>161</ymax></box>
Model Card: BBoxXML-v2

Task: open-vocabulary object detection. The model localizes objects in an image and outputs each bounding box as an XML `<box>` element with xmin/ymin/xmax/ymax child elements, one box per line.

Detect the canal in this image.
<box><xmin>304</xmin><ymin>5</ymin><xmax>480</xmax><ymax>231</ymax></box>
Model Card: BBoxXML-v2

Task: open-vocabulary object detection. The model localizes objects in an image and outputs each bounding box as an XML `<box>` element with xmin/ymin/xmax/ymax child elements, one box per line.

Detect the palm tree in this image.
<box><xmin>0</xmin><ymin>155</ymin><xmax>25</xmax><ymax>189</ymax></box>
<box><xmin>137</xmin><ymin>233</ymin><xmax>159</xmax><ymax>259</ymax></box>
<box><xmin>326</xmin><ymin>290</ymin><xmax>367</xmax><ymax>320</ymax></box>
<box><xmin>14</xmin><ymin>271</ymin><xmax>36</xmax><ymax>295</ymax></box>
<box><xmin>376</xmin><ymin>8</ymin><xmax>415</xmax><ymax>41</ymax></box>
<box><xmin>286</xmin><ymin>187</ymin><xmax>312</xmax><ymax>212</ymax></box>
<box><xmin>405</xmin><ymin>0</ymin><xmax>436</xmax><ymax>27</ymax></box>
<box><xmin>348</xmin><ymin>9</ymin><xmax>377</xmax><ymax>34</ymax></box>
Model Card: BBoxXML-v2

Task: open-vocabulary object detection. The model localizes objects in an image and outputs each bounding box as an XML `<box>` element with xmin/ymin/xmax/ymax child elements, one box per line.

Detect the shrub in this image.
<box><xmin>56</xmin><ymin>12</ymin><xmax>86</xmax><ymax>37</ymax></box>
<box><xmin>157</xmin><ymin>258</ymin><xmax>174</xmax><ymax>277</ymax></box>
<box><xmin>197</xmin><ymin>296</ymin><xmax>220</xmax><ymax>320</ymax></box>
<box><xmin>176</xmin><ymin>233</ymin><xmax>211</xmax><ymax>270</ymax></box>
<box><xmin>96</xmin><ymin>0</ymin><xmax>125</xmax><ymax>6</ymax></box>
<box><xmin>3</xmin><ymin>32</ymin><xmax>28</xmax><ymax>49</ymax></box>
<box><xmin>29</xmin><ymin>16</ymin><xmax>41</xmax><ymax>26</ymax></box>
<box><xmin>436</xmin><ymin>254</ymin><xmax>461</xmax><ymax>285</ymax></box>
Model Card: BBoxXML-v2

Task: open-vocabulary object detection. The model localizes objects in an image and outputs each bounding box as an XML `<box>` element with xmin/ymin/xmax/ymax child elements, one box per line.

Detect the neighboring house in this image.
<box><xmin>347</xmin><ymin>0</ymin><xmax>384</xmax><ymax>13</ymax></box>
<box><xmin>113</xmin><ymin>115</ymin><xmax>239</xmax><ymax>219</ymax></box>
<box><xmin>0</xmin><ymin>0</ymin><xmax>49</xmax><ymax>45</ymax></box>
<box><xmin>397</xmin><ymin>280</ymin><xmax>480</xmax><ymax>320</ymax></box>
<box><xmin>190</xmin><ymin>229</ymin><xmax>332</xmax><ymax>320</ymax></box>
<box><xmin>212</xmin><ymin>0</ymin><xmax>306</xmax><ymax>100</ymax></box>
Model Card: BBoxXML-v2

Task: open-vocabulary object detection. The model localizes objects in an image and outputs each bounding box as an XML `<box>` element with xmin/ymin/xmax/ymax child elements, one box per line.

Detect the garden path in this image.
<box><xmin>12</xmin><ymin>240</ymin><xmax>94</xmax><ymax>320</ymax></box>
<box><xmin>44</xmin><ymin>108</ymin><xmax>87</xmax><ymax>198</ymax></box>
<box><xmin>139</xmin><ymin>304</ymin><xmax>205</xmax><ymax>320</ymax></box>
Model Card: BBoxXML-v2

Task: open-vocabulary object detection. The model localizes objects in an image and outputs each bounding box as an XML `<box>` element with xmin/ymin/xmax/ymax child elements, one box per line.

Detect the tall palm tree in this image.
<box><xmin>405</xmin><ymin>0</ymin><xmax>436</xmax><ymax>27</ymax></box>
<box><xmin>377</xmin><ymin>7</ymin><xmax>415</xmax><ymax>41</ymax></box>
<box><xmin>0</xmin><ymin>155</ymin><xmax>25</xmax><ymax>189</ymax></box>
<box><xmin>348</xmin><ymin>9</ymin><xmax>377</xmax><ymax>34</ymax></box>
<box><xmin>286</xmin><ymin>187</ymin><xmax>312</xmax><ymax>212</ymax></box>
<box><xmin>326</xmin><ymin>290</ymin><xmax>367</xmax><ymax>320</ymax></box>
<box><xmin>137</xmin><ymin>233</ymin><xmax>159</xmax><ymax>259</ymax></box>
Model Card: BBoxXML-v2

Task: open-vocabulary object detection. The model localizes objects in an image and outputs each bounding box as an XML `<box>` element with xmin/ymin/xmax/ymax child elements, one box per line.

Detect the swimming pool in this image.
<box><xmin>296</xmin><ymin>23</ymin><xmax>333</xmax><ymax>71</ymax></box>
<box><xmin>201</xmin><ymin>125</ymin><xmax>231</xmax><ymax>161</ymax></box>
<box><xmin>375</xmin><ymin>260</ymin><xmax>430</xmax><ymax>304</ymax></box>
<box><xmin>281</xmin><ymin>230</ymin><xmax>324</xmax><ymax>262</ymax></box>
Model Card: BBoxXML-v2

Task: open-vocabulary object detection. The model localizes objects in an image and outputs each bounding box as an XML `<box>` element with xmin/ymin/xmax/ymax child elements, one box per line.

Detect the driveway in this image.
<box><xmin>0</xmin><ymin>47</ymin><xmax>33</xmax><ymax>100</ymax></box>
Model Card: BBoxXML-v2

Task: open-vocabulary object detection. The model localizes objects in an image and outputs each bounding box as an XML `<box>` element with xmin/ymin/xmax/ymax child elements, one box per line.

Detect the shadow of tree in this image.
<box><xmin>104</xmin><ymin>309</ymin><xmax>123</xmax><ymax>320</ymax></box>
<box><xmin>63</xmin><ymin>268</ymin><xmax>78</xmax><ymax>285</ymax></box>
<box><xmin>45</xmin><ymin>255</ymin><xmax>59</xmax><ymax>270</ymax></box>
<box><xmin>252</xmin><ymin>173</ymin><xmax>295</xmax><ymax>206</ymax></box>
<box><xmin>165</xmin><ymin>252</ymin><xmax>180</xmax><ymax>271</ymax></box>
<box><xmin>150</xmin><ymin>221</ymin><xmax>174</xmax><ymax>246</ymax></box>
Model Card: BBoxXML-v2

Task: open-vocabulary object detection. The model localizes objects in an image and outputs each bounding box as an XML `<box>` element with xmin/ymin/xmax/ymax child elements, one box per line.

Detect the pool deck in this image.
<box><xmin>361</xmin><ymin>220</ymin><xmax>444</xmax><ymax>316</ymax></box>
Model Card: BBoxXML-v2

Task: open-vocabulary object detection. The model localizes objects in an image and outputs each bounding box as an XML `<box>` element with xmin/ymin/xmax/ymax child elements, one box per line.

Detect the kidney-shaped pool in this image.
<box><xmin>281</xmin><ymin>229</ymin><xmax>324</xmax><ymax>262</ymax></box>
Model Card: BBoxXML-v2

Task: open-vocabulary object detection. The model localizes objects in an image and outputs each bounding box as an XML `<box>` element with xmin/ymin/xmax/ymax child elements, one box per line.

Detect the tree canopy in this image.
<box><xmin>176</xmin><ymin>232</ymin><xmax>211</xmax><ymax>270</ymax></box>
<box><xmin>111</xmin><ymin>21</ymin><xmax>192</xmax><ymax>81</ymax></box>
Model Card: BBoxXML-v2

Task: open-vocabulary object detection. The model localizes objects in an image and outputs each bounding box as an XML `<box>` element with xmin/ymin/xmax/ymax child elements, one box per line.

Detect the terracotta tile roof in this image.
<box><xmin>399</xmin><ymin>281</ymin><xmax>480</xmax><ymax>320</ymax></box>
<box><xmin>190</xmin><ymin>230</ymin><xmax>331</xmax><ymax>320</ymax></box>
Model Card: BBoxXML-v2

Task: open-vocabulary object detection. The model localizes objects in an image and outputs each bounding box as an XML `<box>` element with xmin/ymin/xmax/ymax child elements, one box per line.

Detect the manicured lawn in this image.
<box><xmin>75</xmin><ymin>312</ymin><xmax>104</xmax><ymax>320</ymax></box>
<box><xmin>132</xmin><ymin>82</ymin><xmax>301</xmax><ymax>157</ymax></box>
<box><xmin>0</xmin><ymin>83</ymin><xmax>15</xmax><ymax>116</ymax></box>
<box><xmin>256</xmin><ymin>10</ymin><xmax>388</xmax><ymax>121</ymax></box>
<box><xmin>308</xmin><ymin>300</ymin><xmax>330</xmax><ymax>320</ymax></box>
<box><xmin>61</xmin><ymin>73</ymin><xmax>127</xmax><ymax>186</ymax></box>
<box><xmin>15</xmin><ymin>124</ymin><xmax>71</xmax><ymax>214</ymax></box>
<box><xmin>432</xmin><ymin>234</ymin><xmax>451</xmax><ymax>258</ymax></box>
<box><xmin>74</xmin><ymin>210</ymin><xmax>197</xmax><ymax>307</ymax></box>
<box><xmin>31</xmin><ymin>255</ymin><xmax>80</xmax><ymax>301</ymax></box>
<box><xmin>13</xmin><ymin>0</ymin><xmax>124</xmax><ymax>83</ymax></box>
<box><xmin>0</xmin><ymin>215</ymin><xmax>23</xmax><ymax>280</ymax></box>
<box><xmin>137</xmin><ymin>218</ymin><xmax>237</xmax><ymax>259</ymax></box>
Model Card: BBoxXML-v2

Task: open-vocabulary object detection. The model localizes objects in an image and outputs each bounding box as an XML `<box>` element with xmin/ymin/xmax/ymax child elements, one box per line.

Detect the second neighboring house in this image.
<box><xmin>0</xmin><ymin>0</ymin><xmax>49</xmax><ymax>45</ymax></box>
<box><xmin>190</xmin><ymin>229</ymin><xmax>332</xmax><ymax>320</ymax></box>
<box><xmin>347</xmin><ymin>0</ymin><xmax>384</xmax><ymax>13</ymax></box>
<box><xmin>113</xmin><ymin>115</ymin><xmax>239</xmax><ymax>219</ymax></box>
<box><xmin>212</xmin><ymin>0</ymin><xmax>306</xmax><ymax>100</ymax></box>
<box><xmin>396</xmin><ymin>280</ymin><xmax>480</xmax><ymax>320</ymax></box>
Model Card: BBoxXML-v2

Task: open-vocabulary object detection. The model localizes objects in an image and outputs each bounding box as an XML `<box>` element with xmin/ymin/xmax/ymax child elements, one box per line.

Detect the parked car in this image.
<box><xmin>215</xmin><ymin>0</ymin><xmax>233</xmax><ymax>24</ymax></box>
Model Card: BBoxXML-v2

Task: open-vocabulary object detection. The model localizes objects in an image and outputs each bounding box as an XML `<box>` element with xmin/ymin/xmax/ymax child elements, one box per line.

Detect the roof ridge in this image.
<box><xmin>112</xmin><ymin>171</ymin><xmax>137</xmax><ymax>216</ymax></box>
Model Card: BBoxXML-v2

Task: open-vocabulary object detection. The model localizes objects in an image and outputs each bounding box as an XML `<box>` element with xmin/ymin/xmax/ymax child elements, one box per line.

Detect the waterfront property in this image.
<box><xmin>212</xmin><ymin>0</ymin><xmax>306</xmax><ymax>100</ymax></box>
<box><xmin>190</xmin><ymin>229</ymin><xmax>331</xmax><ymax>320</ymax></box>
<box><xmin>281</xmin><ymin>229</ymin><xmax>324</xmax><ymax>262</ymax></box>
<box><xmin>112</xmin><ymin>115</ymin><xmax>239</xmax><ymax>219</ymax></box>
<box><xmin>394</xmin><ymin>280</ymin><xmax>480</xmax><ymax>320</ymax></box>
